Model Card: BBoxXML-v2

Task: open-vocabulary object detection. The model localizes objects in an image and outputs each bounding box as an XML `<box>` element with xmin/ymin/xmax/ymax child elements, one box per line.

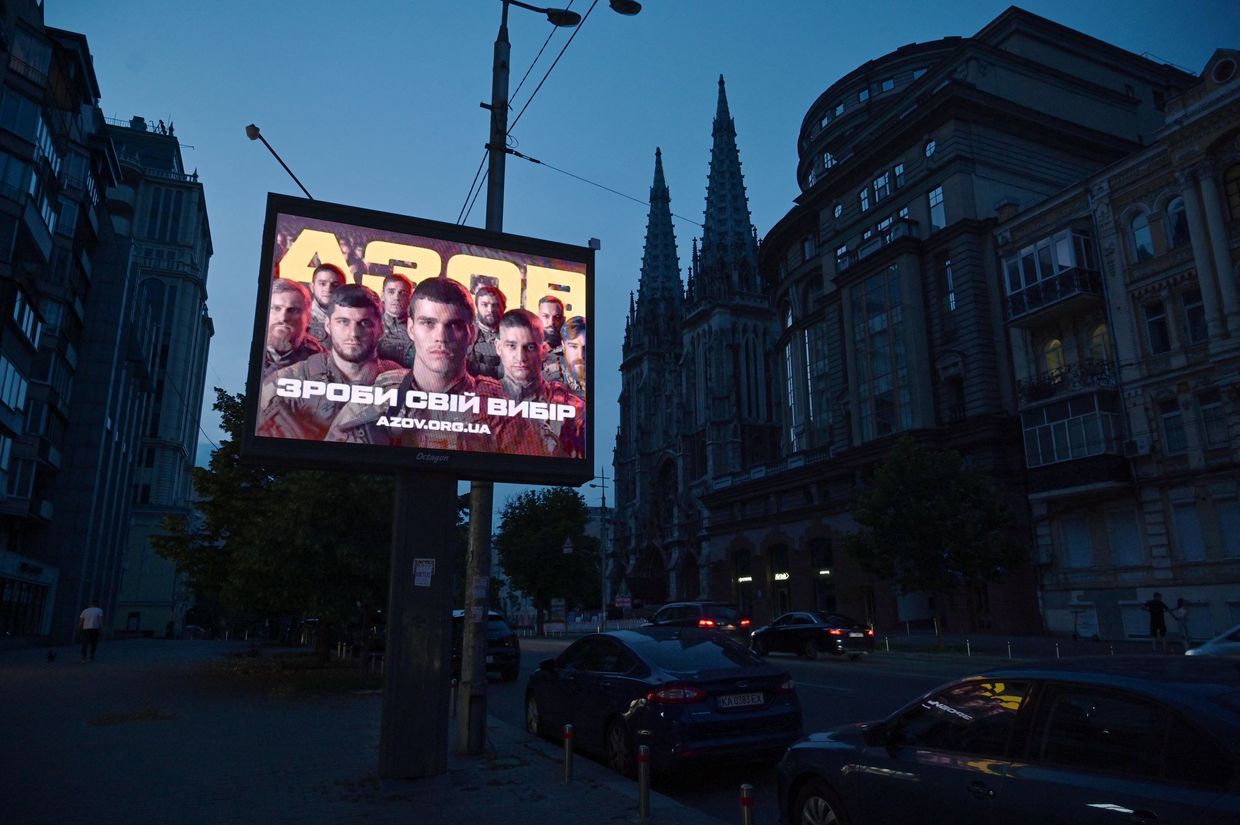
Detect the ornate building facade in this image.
<box><xmin>613</xmin><ymin>8</ymin><xmax>1218</xmax><ymax>638</ymax></box>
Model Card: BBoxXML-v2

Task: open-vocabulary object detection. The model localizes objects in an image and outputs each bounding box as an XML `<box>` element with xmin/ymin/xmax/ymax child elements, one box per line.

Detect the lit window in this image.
<box><xmin>894</xmin><ymin>163</ymin><xmax>905</xmax><ymax>188</ymax></box>
<box><xmin>858</xmin><ymin>88</ymin><xmax>870</xmax><ymax>103</ymax></box>
<box><xmin>835</xmin><ymin>244</ymin><xmax>848</xmax><ymax>261</ymax></box>
<box><xmin>833</xmin><ymin>202</ymin><xmax>843</xmax><ymax>220</ymax></box>
<box><xmin>823</xmin><ymin>151</ymin><xmax>835</xmax><ymax>169</ymax></box>
<box><xmin>880</xmin><ymin>78</ymin><xmax>895</xmax><ymax>92</ymax></box>
<box><xmin>1087</xmin><ymin>324</ymin><xmax>1111</xmax><ymax>364</ymax></box>
<box><xmin>873</xmin><ymin>172</ymin><xmax>890</xmax><ymax>202</ymax></box>
<box><xmin>1165</xmin><ymin>198</ymin><xmax>1189</xmax><ymax>248</ymax></box>
<box><xmin>928</xmin><ymin>186</ymin><xmax>945</xmax><ymax>231</ymax></box>
<box><xmin>1043</xmin><ymin>338</ymin><xmax>1065</xmax><ymax>378</ymax></box>
<box><xmin>924</xmin><ymin>139</ymin><xmax>936</xmax><ymax>158</ymax></box>
<box><xmin>1131</xmin><ymin>213</ymin><xmax>1154</xmax><ymax>261</ymax></box>
<box><xmin>859</xmin><ymin>187</ymin><xmax>870</xmax><ymax>212</ymax></box>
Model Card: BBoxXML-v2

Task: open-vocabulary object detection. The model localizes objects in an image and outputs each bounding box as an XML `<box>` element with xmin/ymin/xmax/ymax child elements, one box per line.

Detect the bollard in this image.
<box><xmin>1109</xmin><ymin>645</ymin><xmax>1115</xmax><ymax>656</ymax></box>
<box><xmin>637</xmin><ymin>745</ymin><xmax>651</xmax><ymax>820</ymax></box>
<box><xmin>884</xmin><ymin>635</ymin><xmax>890</xmax><ymax>653</ymax></box>
<box><xmin>1055</xmin><ymin>642</ymin><xmax>1061</xmax><ymax>659</ymax></box>
<box><xmin>1007</xmin><ymin>640</ymin><xmax>1012</xmax><ymax>660</ymax></box>
<box><xmin>739</xmin><ymin>783</ymin><xmax>755</xmax><ymax>825</ymax></box>
<box><xmin>563</xmin><ymin>724</ymin><xmax>574</xmax><ymax>783</ymax></box>
<box><xmin>966</xmin><ymin>639</ymin><xmax>972</xmax><ymax>657</ymax></box>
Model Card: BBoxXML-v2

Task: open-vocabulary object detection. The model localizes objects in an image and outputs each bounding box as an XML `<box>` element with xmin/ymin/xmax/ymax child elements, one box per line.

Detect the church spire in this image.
<box><xmin>627</xmin><ymin>147</ymin><xmax>682</xmax><ymax>355</ymax></box>
<box><xmin>690</xmin><ymin>75</ymin><xmax>760</xmax><ymax>308</ymax></box>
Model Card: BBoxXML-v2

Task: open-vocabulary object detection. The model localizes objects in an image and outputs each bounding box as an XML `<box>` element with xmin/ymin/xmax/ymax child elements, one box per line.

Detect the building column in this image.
<box><xmin>1178</xmin><ymin>170</ymin><xmax>1226</xmax><ymax>339</ymax></box>
<box><xmin>1196</xmin><ymin>164</ymin><xmax>1240</xmax><ymax>335</ymax></box>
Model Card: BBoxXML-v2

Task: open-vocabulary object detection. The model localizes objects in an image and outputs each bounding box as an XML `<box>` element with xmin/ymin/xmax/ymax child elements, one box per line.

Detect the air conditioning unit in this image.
<box><xmin>1123</xmin><ymin>436</ymin><xmax>1151</xmax><ymax>457</ymax></box>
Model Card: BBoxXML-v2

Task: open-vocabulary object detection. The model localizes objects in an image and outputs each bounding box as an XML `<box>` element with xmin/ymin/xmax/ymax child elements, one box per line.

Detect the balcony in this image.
<box><xmin>7</xmin><ymin>54</ymin><xmax>47</xmax><ymax>86</ymax></box>
<box><xmin>1007</xmin><ymin>267</ymin><xmax>1102</xmax><ymax>326</ymax></box>
<box><xmin>1017</xmin><ymin>360</ymin><xmax>1116</xmax><ymax>406</ymax></box>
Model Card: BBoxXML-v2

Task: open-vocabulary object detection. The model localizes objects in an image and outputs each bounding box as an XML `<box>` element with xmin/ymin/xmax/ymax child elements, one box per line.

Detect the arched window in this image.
<box><xmin>1087</xmin><ymin>323</ymin><xmax>1112</xmax><ymax>365</ymax></box>
<box><xmin>1131</xmin><ymin>213</ymin><xmax>1154</xmax><ymax>261</ymax></box>
<box><xmin>1043</xmin><ymin>338</ymin><xmax>1065</xmax><ymax>379</ymax></box>
<box><xmin>1165</xmin><ymin>198</ymin><xmax>1189</xmax><ymax>248</ymax></box>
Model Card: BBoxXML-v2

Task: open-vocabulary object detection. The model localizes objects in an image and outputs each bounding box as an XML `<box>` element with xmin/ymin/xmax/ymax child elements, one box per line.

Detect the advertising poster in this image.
<box><xmin>242</xmin><ymin>194</ymin><xmax>593</xmax><ymax>485</ymax></box>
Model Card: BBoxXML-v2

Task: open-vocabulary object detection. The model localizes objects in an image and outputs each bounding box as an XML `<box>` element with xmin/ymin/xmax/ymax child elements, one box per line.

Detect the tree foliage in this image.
<box><xmin>494</xmin><ymin>487</ymin><xmax>600</xmax><ymax>618</ymax></box>
<box><xmin>844</xmin><ymin>436</ymin><xmax>1025</xmax><ymax>629</ymax></box>
<box><xmin>152</xmin><ymin>389</ymin><xmax>395</xmax><ymax>640</ymax></box>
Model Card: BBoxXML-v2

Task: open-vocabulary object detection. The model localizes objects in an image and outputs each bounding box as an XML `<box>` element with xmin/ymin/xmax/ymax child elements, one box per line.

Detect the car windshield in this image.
<box><xmin>703</xmin><ymin>605</ymin><xmax>741</xmax><ymax>621</ymax></box>
<box><xmin>487</xmin><ymin>619</ymin><xmax>512</xmax><ymax>633</ymax></box>
<box><xmin>635</xmin><ymin>633</ymin><xmax>760</xmax><ymax>674</ymax></box>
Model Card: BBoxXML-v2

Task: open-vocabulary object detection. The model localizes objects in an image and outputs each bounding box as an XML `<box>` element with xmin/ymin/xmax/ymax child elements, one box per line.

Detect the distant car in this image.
<box><xmin>777</xmin><ymin>656</ymin><xmax>1240</xmax><ymax>825</ymax></box>
<box><xmin>749</xmin><ymin>611</ymin><xmax>875</xmax><ymax>660</ymax></box>
<box><xmin>645</xmin><ymin>601</ymin><xmax>752</xmax><ymax>635</ymax></box>
<box><xmin>451</xmin><ymin>610</ymin><xmax>521</xmax><ymax>682</ymax></box>
<box><xmin>1186</xmin><ymin>623</ymin><xmax>1240</xmax><ymax>658</ymax></box>
<box><xmin>525</xmin><ymin>627</ymin><xmax>802</xmax><ymax>776</ymax></box>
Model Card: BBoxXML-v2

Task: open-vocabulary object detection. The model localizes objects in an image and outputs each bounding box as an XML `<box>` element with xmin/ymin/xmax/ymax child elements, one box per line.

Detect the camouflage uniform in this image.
<box><xmin>262</xmin><ymin>336</ymin><xmax>324</xmax><ymax>378</ymax></box>
<box><xmin>492</xmin><ymin>377</ymin><xmax>586</xmax><ymax>459</ymax></box>
<box><xmin>257</xmin><ymin>351</ymin><xmax>402</xmax><ymax>441</ymax></box>
<box><xmin>467</xmin><ymin>324</ymin><xmax>503</xmax><ymax>379</ymax></box>
<box><xmin>376</xmin><ymin>312</ymin><xmax>415</xmax><ymax>367</ymax></box>
<box><xmin>541</xmin><ymin>352</ymin><xmax>584</xmax><ymax>399</ymax></box>
<box><xmin>326</xmin><ymin>370</ymin><xmax>505</xmax><ymax>451</ymax></box>
<box><xmin>307</xmin><ymin>301</ymin><xmax>330</xmax><ymax>346</ymax></box>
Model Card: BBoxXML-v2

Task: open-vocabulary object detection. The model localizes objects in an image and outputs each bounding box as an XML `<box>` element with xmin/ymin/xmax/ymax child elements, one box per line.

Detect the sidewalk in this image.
<box><xmin>0</xmin><ymin>640</ymin><xmax>725</xmax><ymax>825</ymax></box>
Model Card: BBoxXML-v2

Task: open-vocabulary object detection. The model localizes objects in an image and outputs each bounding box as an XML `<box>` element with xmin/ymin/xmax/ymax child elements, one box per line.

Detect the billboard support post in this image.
<box><xmin>379</xmin><ymin>471</ymin><xmax>457</xmax><ymax>778</ymax></box>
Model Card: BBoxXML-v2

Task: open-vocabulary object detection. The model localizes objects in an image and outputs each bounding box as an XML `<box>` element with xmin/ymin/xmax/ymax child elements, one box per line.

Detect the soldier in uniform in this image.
<box><xmin>327</xmin><ymin>278</ymin><xmax>504</xmax><ymax>450</ymax></box>
<box><xmin>467</xmin><ymin>284</ymin><xmax>506</xmax><ymax>379</ymax></box>
<box><xmin>376</xmin><ymin>274</ymin><xmax>415</xmax><ymax>366</ymax></box>
<box><xmin>538</xmin><ymin>295</ymin><xmax>566</xmax><ymax>352</ymax></box>
<box><xmin>307</xmin><ymin>263</ymin><xmax>346</xmax><ymax>345</ymax></box>
<box><xmin>494</xmin><ymin>309</ymin><xmax>585</xmax><ymax>458</ymax></box>
<box><xmin>543</xmin><ymin>315</ymin><xmax>586</xmax><ymax>398</ymax></box>
<box><xmin>263</xmin><ymin>278</ymin><xmax>323</xmax><ymax>377</ymax></box>
<box><xmin>257</xmin><ymin>284</ymin><xmax>401</xmax><ymax>440</ymax></box>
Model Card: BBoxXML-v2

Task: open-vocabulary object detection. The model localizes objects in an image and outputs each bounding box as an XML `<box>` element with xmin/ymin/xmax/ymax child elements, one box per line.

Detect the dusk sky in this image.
<box><xmin>46</xmin><ymin>1</ymin><xmax>1236</xmax><ymax>509</ymax></box>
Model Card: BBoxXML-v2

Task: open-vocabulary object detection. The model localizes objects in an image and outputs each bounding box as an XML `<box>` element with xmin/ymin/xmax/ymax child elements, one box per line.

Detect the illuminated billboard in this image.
<box><xmin>241</xmin><ymin>194</ymin><xmax>593</xmax><ymax>485</ymax></box>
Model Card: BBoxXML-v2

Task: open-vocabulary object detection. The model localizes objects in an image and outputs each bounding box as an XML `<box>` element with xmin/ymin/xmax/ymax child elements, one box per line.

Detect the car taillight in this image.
<box><xmin>776</xmin><ymin>677</ymin><xmax>796</xmax><ymax>694</ymax></box>
<box><xmin>647</xmin><ymin>684</ymin><xmax>708</xmax><ymax>704</ymax></box>
<box><xmin>698</xmin><ymin>618</ymin><xmax>717</xmax><ymax>628</ymax></box>
<box><xmin>865</xmin><ymin>628</ymin><xmax>875</xmax><ymax>637</ymax></box>
<box><xmin>826</xmin><ymin>628</ymin><xmax>845</xmax><ymax>636</ymax></box>
<box><xmin>740</xmin><ymin>618</ymin><xmax>751</xmax><ymax>628</ymax></box>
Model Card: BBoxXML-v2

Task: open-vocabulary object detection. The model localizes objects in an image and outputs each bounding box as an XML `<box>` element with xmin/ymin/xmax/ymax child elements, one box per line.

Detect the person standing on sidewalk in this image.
<box><xmin>78</xmin><ymin>599</ymin><xmax>103</xmax><ymax>662</ymax></box>
<box><xmin>1171</xmin><ymin>598</ymin><xmax>1191</xmax><ymax>651</ymax></box>
<box><xmin>1142</xmin><ymin>593</ymin><xmax>1169</xmax><ymax>653</ymax></box>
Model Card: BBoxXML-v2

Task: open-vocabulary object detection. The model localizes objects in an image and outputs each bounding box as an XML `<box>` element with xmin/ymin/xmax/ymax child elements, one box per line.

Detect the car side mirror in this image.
<box><xmin>539</xmin><ymin>657</ymin><xmax>557</xmax><ymax>672</ymax></box>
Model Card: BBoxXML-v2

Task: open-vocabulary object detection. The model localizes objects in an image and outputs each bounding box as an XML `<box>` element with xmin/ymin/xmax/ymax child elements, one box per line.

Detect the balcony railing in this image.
<box><xmin>7</xmin><ymin>54</ymin><xmax>47</xmax><ymax>86</ymax></box>
<box><xmin>1017</xmin><ymin>359</ymin><xmax>1116</xmax><ymax>405</ymax></box>
<box><xmin>836</xmin><ymin>218</ymin><xmax>919</xmax><ymax>272</ymax></box>
<box><xmin>1007</xmin><ymin>267</ymin><xmax>1102</xmax><ymax>322</ymax></box>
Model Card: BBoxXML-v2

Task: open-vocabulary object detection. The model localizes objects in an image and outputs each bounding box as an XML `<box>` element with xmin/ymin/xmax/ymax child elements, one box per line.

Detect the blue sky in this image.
<box><xmin>46</xmin><ymin>0</ymin><xmax>1236</xmax><ymax>509</ymax></box>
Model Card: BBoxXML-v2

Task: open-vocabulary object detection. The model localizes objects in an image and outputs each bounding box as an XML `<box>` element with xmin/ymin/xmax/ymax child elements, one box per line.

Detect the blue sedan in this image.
<box><xmin>778</xmin><ymin>656</ymin><xmax>1240</xmax><ymax>825</ymax></box>
<box><xmin>525</xmin><ymin>627</ymin><xmax>802</xmax><ymax>776</ymax></box>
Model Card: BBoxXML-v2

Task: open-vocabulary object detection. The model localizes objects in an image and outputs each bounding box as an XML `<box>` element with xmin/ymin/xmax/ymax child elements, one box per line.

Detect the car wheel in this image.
<box><xmin>802</xmin><ymin>639</ymin><xmax>820</xmax><ymax>660</ymax></box>
<box><xmin>501</xmin><ymin>664</ymin><xmax>519</xmax><ymax>682</ymax></box>
<box><xmin>793</xmin><ymin>778</ymin><xmax>849</xmax><ymax>825</ymax></box>
<box><xmin>751</xmin><ymin>637</ymin><xmax>769</xmax><ymax>656</ymax></box>
<box><xmin>605</xmin><ymin>719</ymin><xmax>635</xmax><ymax>777</ymax></box>
<box><xmin>525</xmin><ymin>693</ymin><xmax>544</xmax><ymax>738</ymax></box>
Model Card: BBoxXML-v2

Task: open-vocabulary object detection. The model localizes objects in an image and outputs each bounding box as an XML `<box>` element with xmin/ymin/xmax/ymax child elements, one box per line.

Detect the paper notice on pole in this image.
<box><xmin>472</xmin><ymin>577</ymin><xmax>490</xmax><ymax>599</ymax></box>
<box><xmin>413</xmin><ymin>559</ymin><xmax>435</xmax><ymax>587</ymax></box>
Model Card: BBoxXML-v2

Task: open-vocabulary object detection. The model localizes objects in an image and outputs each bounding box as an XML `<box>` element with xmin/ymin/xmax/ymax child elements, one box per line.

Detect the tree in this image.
<box><xmin>494</xmin><ymin>487</ymin><xmax>600</xmax><ymax>629</ymax></box>
<box><xmin>844</xmin><ymin>435</ymin><xmax>1025</xmax><ymax>640</ymax></box>
<box><xmin>153</xmin><ymin>388</ymin><xmax>394</xmax><ymax>656</ymax></box>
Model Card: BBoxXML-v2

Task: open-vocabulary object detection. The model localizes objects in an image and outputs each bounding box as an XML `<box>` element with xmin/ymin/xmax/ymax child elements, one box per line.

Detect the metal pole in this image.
<box><xmin>458</xmin><ymin>0</ymin><xmax>511</xmax><ymax>757</ymax></box>
<box><xmin>1007</xmin><ymin>640</ymin><xmax>1012</xmax><ymax>660</ymax></box>
<box><xmin>966</xmin><ymin>639</ymin><xmax>971</xmax><ymax>657</ymax></box>
<box><xmin>563</xmin><ymin>723</ymin><xmax>574</xmax><ymax>783</ymax></box>
<box><xmin>637</xmin><ymin>745</ymin><xmax>651</xmax><ymax>820</ymax></box>
<box><xmin>739</xmin><ymin>783</ymin><xmax>755</xmax><ymax>825</ymax></box>
<box><xmin>1055</xmin><ymin>642</ymin><xmax>1061</xmax><ymax>659</ymax></box>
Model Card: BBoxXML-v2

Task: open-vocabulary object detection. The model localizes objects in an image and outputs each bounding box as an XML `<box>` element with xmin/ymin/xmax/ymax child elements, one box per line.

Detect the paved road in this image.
<box><xmin>494</xmin><ymin>639</ymin><xmax>994</xmax><ymax>823</ymax></box>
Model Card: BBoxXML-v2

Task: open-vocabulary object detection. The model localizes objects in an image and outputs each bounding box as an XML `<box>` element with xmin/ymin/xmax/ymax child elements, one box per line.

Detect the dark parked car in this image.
<box><xmin>750</xmin><ymin>611</ymin><xmax>875</xmax><ymax>660</ymax></box>
<box><xmin>525</xmin><ymin>627</ymin><xmax>802</xmax><ymax>775</ymax></box>
<box><xmin>451</xmin><ymin>610</ymin><xmax>521</xmax><ymax>682</ymax></box>
<box><xmin>778</xmin><ymin>656</ymin><xmax>1240</xmax><ymax>825</ymax></box>
<box><xmin>645</xmin><ymin>601</ymin><xmax>752</xmax><ymax>635</ymax></box>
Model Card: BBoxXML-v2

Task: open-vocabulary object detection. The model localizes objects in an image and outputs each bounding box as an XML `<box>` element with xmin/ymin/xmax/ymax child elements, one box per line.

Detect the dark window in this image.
<box><xmin>1145</xmin><ymin>302</ymin><xmax>1170</xmax><ymax>354</ymax></box>
<box><xmin>1225</xmin><ymin>165</ymin><xmax>1240</xmax><ymax>221</ymax></box>
<box><xmin>1131</xmin><ymin>213</ymin><xmax>1154</xmax><ymax>261</ymax></box>
<box><xmin>1036</xmin><ymin>688</ymin><xmax>1165</xmax><ymax>779</ymax></box>
<box><xmin>638</xmin><ymin>633</ymin><xmax>758</xmax><ymax>672</ymax></box>
<box><xmin>928</xmin><ymin>186</ymin><xmax>945</xmax><ymax>231</ymax></box>
<box><xmin>880</xmin><ymin>78</ymin><xmax>895</xmax><ymax>92</ymax></box>
<box><xmin>1160</xmin><ymin>399</ymin><xmax>1186</xmax><ymax>454</ymax></box>
<box><xmin>1182</xmin><ymin>288</ymin><xmax>1207</xmax><ymax>343</ymax></box>
<box><xmin>893</xmin><ymin>680</ymin><xmax>1030</xmax><ymax>757</ymax></box>
<box><xmin>1165</xmin><ymin>198</ymin><xmax>1189</xmax><ymax>248</ymax></box>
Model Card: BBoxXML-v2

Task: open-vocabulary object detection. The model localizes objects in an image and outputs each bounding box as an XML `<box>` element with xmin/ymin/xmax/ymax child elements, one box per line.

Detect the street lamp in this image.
<box><xmin>589</xmin><ymin>472</ymin><xmax>611</xmax><ymax>628</ymax></box>
<box><xmin>460</xmin><ymin>0</ymin><xmax>640</xmax><ymax>758</ymax></box>
<box><xmin>244</xmin><ymin>124</ymin><xmax>314</xmax><ymax>200</ymax></box>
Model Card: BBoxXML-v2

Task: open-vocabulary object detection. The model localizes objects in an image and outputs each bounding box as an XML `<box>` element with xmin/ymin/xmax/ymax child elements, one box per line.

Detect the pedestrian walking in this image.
<box><xmin>1171</xmin><ymin>598</ymin><xmax>1191</xmax><ymax>651</ymax></box>
<box><xmin>1142</xmin><ymin>592</ymin><xmax>1169</xmax><ymax>652</ymax></box>
<box><xmin>78</xmin><ymin>599</ymin><xmax>103</xmax><ymax>662</ymax></box>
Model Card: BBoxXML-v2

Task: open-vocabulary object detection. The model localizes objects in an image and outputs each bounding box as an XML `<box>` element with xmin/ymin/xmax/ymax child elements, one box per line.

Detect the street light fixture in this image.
<box><xmin>244</xmin><ymin>124</ymin><xmax>314</xmax><ymax>201</ymax></box>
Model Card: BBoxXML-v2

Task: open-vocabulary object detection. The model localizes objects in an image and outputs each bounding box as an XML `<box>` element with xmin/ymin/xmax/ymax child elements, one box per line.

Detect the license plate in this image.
<box><xmin>718</xmin><ymin>691</ymin><xmax>764</xmax><ymax>709</ymax></box>
<box><xmin>848</xmin><ymin>632</ymin><xmax>864</xmax><ymax>638</ymax></box>
<box><xmin>485</xmin><ymin>655</ymin><xmax>494</xmax><ymax>664</ymax></box>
